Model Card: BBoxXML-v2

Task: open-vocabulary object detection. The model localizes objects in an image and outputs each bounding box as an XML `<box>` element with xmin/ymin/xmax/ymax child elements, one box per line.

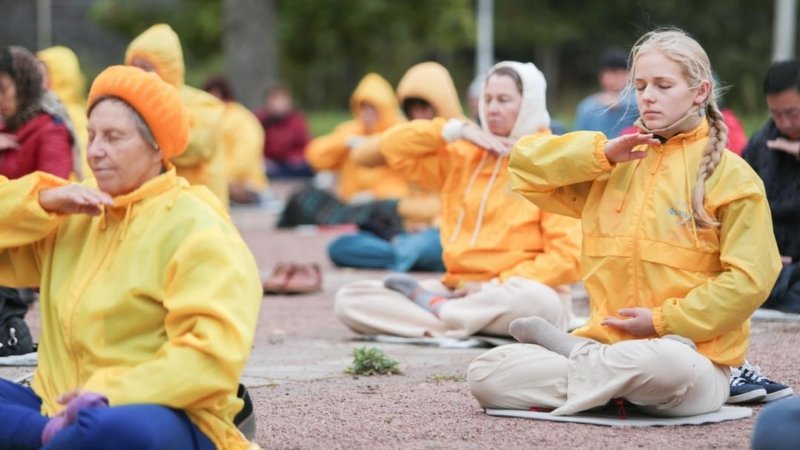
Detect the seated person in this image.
<box><xmin>327</xmin><ymin>61</ymin><xmax>465</xmax><ymax>273</ymax></box>
<box><xmin>0</xmin><ymin>66</ymin><xmax>262</xmax><ymax>450</ymax></box>
<box><xmin>254</xmin><ymin>83</ymin><xmax>313</xmax><ymax>178</ymax></box>
<box><xmin>333</xmin><ymin>61</ymin><xmax>582</xmax><ymax>338</ymax></box>
<box><xmin>204</xmin><ymin>76</ymin><xmax>270</xmax><ymax>205</ymax></box>
<box><xmin>278</xmin><ymin>72</ymin><xmax>409</xmax><ymax>229</ymax></box>
<box><xmin>468</xmin><ymin>29</ymin><xmax>780</xmax><ymax>418</ymax></box>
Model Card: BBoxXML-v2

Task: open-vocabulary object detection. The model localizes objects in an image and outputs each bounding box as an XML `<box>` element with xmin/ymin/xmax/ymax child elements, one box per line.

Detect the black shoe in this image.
<box><xmin>233</xmin><ymin>384</ymin><xmax>256</xmax><ymax>440</ymax></box>
<box><xmin>736</xmin><ymin>361</ymin><xmax>794</xmax><ymax>402</ymax></box>
<box><xmin>728</xmin><ymin>373</ymin><xmax>767</xmax><ymax>404</ymax></box>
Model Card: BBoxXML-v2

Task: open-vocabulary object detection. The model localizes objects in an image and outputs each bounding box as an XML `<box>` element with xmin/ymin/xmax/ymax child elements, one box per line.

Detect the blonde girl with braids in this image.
<box><xmin>466</xmin><ymin>28</ymin><xmax>782</xmax><ymax>417</ymax></box>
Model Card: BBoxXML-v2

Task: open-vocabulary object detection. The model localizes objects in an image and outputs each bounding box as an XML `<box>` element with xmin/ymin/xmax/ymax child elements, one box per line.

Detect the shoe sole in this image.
<box><xmin>763</xmin><ymin>387</ymin><xmax>795</xmax><ymax>402</ymax></box>
<box><xmin>727</xmin><ymin>388</ymin><xmax>767</xmax><ymax>404</ymax></box>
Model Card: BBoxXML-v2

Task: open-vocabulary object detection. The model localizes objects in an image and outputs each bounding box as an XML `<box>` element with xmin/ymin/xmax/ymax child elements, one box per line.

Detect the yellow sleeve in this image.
<box><xmin>651</xmin><ymin>186</ymin><xmax>782</xmax><ymax>342</ymax></box>
<box><xmin>82</xmin><ymin>226</ymin><xmax>262</xmax><ymax>408</ymax></box>
<box><xmin>498</xmin><ymin>211</ymin><xmax>582</xmax><ymax>286</ymax></box>
<box><xmin>350</xmin><ymin>135</ymin><xmax>386</xmax><ymax>168</ymax></box>
<box><xmin>305</xmin><ymin>121</ymin><xmax>358</xmax><ymax>172</ymax></box>
<box><xmin>223</xmin><ymin>104</ymin><xmax>268</xmax><ymax>190</ymax></box>
<box><xmin>0</xmin><ymin>172</ymin><xmax>68</xmax><ymax>287</ymax></box>
<box><xmin>380</xmin><ymin>118</ymin><xmax>452</xmax><ymax>192</ymax></box>
<box><xmin>510</xmin><ymin>131</ymin><xmax>611</xmax><ymax>218</ymax></box>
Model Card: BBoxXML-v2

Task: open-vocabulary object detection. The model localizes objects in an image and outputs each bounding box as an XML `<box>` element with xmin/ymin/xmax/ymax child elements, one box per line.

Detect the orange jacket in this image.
<box><xmin>305</xmin><ymin>73</ymin><xmax>408</xmax><ymax>201</ymax></box>
<box><xmin>382</xmin><ymin>118</ymin><xmax>582</xmax><ymax>288</ymax></box>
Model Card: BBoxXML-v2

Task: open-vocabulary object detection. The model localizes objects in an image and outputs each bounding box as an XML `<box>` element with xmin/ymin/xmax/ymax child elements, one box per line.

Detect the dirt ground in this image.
<box><xmin>3</xmin><ymin>191</ymin><xmax>798</xmax><ymax>450</ymax></box>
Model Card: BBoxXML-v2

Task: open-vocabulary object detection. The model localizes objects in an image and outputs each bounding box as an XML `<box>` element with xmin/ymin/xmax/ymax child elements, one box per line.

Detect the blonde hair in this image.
<box><xmin>627</xmin><ymin>28</ymin><xmax>728</xmax><ymax>228</ymax></box>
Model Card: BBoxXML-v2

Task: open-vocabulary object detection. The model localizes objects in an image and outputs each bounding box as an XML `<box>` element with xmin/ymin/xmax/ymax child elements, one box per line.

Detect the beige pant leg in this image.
<box><xmin>554</xmin><ymin>338</ymin><xmax>730</xmax><ymax>416</ymax></box>
<box><xmin>439</xmin><ymin>277</ymin><xmax>563</xmax><ymax>338</ymax></box>
<box><xmin>468</xmin><ymin>343</ymin><xmax>568</xmax><ymax>410</ymax></box>
<box><xmin>334</xmin><ymin>279</ymin><xmax>448</xmax><ymax>337</ymax></box>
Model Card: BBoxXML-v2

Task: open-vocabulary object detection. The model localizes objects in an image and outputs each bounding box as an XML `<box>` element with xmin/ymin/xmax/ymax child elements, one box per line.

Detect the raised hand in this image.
<box><xmin>38</xmin><ymin>185</ymin><xmax>114</xmax><ymax>216</ymax></box>
<box><xmin>462</xmin><ymin>124</ymin><xmax>517</xmax><ymax>156</ymax></box>
<box><xmin>766</xmin><ymin>138</ymin><xmax>800</xmax><ymax>157</ymax></box>
<box><xmin>601</xmin><ymin>307</ymin><xmax>656</xmax><ymax>336</ymax></box>
<box><xmin>0</xmin><ymin>132</ymin><xmax>19</xmax><ymax>151</ymax></box>
<box><xmin>603</xmin><ymin>133</ymin><xmax>660</xmax><ymax>164</ymax></box>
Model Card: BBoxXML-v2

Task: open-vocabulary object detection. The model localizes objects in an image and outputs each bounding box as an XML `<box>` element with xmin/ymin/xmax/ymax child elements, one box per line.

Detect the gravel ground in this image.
<box><xmin>3</xmin><ymin>200</ymin><xmax>797</xmax><ymax>450</ymax></box>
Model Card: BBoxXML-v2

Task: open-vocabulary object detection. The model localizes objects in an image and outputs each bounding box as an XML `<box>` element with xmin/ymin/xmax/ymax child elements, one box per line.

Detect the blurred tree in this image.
<box><xmin>89</xmin><ymin>0</ymin><xmax>786</xmax><ymax>114</ymax></box>
<box><xmin>224</xmin><ymin>0</ymin><xmax>276</xmax><ymax>109</ymax></box>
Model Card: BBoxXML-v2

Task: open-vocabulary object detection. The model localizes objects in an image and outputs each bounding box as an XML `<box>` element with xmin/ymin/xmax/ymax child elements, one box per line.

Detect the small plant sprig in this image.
<box><xmin>346</xmin><ymin>346</ymin><xmax>401</xmax><ymax>376</ymax></box>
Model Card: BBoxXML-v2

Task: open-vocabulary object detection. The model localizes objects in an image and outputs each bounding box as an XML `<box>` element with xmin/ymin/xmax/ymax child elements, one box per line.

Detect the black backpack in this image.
<box><xmin>0</xmin><ymin>287</ymin><xmax>35</xmax><ymax>357</ymax></box>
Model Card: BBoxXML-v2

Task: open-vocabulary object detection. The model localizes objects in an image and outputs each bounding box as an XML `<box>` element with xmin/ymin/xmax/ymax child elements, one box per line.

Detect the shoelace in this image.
<box><xmin>730</xmin><ymin>375</ymin><xmax>750</xmax><ymax>387</ymax></box>
<box><xmin>741</xmin><ymin>367</ymin><xmax>770</xmax><ymax>384</ymax></box>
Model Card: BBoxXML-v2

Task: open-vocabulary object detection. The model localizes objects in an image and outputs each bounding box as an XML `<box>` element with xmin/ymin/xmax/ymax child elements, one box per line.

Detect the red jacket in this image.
<box><xmin>255</xmin><ymin>110</ymin><xmax>311</xmax><ymax>164</ymax></box>
<box><xmin>0</xmin><ymin>113</ymin><xmax>73</xmax><ymax>179</ymax></box>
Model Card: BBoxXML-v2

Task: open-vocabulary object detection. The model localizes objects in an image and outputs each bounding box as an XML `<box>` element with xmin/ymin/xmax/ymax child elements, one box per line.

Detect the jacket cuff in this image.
<box><xmin>592</xmin><ymin>136</ymin><xmax>614</xmax><ymax>172</ymax></box>
<box><xmin>651</xmin><ymin>306</ymin><xmax>668</xmax><ymax>337</ymax></box>
<box><xmin>441</xmin><ymin>119</ymin><xmax>467</xmax><ymax>143</ymax></box>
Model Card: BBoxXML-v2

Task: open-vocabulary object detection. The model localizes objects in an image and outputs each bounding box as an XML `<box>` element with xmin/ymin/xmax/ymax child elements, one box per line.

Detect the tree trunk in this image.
<box><xmin>223</xmin><ymin>0</ymin><xmax>276</xmax><ymax>109</ymax></box>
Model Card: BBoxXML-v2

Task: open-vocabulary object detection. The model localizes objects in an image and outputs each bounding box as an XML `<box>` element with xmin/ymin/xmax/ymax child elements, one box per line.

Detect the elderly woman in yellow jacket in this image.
<box><xmin>468</xmin><ymin>29</ymin><xmax>781</xmax><ymax>417</ymax></box>
<box><xmin>125</xmin><ymin>23</ymin><xmax>229</xmax><ymax>208</ymax></box>
<box><xmin>0</xmin><ymin>66</ymin><xmax>261</xmax><ymax>449</ymax></box>
<box><xmin>37</xmin><ymin>45</ymin><xmax>91</xmax><ymax>179</ymax></box>
<box><xmin>333</xmin><ymin>61</ymin><xmax>583</xmax><ymax>338</ymax></box>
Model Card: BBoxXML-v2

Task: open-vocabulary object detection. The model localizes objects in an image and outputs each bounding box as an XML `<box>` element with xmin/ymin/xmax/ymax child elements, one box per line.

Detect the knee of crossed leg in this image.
<box><xmin>466</xmin><ymin>348</ymin><xmax>507</xmax><ymax>408</ymax></box>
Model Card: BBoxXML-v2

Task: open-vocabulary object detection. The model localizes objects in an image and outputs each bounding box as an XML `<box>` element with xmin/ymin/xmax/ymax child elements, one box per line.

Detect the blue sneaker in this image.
<box><xmin>728</xmin><ymin>370</ymin><xmax>767</xmax><ymax>404</ymax></box>
<box><xmin>737</xmin><ymin>361</ymin><xmax>794</xmax><ymax>402</ymax></box>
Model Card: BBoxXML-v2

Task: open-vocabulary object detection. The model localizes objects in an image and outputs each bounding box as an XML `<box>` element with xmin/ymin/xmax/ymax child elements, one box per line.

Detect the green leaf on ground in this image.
<box><xmin>346</xmin><ymin>347</ymin><xmax>401</xmax><ymax>376</ymax></box>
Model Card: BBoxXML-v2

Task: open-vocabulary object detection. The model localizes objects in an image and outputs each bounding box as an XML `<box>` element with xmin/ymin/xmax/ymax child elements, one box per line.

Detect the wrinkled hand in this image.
<box><xmin>782</xmin><ymin>255</ymin><xmax>793</xmax><ymax>267</ymax></box>
<box><xmin>0</xmin><ymin>132</ymin><xmax>18</xmax><ymax>151</ymax></box>
<box><xmin>42</xmin><ymin>391</ymin><xmax>109</xmax><ymax>445</ymax></box>
<box><xmin>462</xmin><ymin>124</ymin><xmax>516</xmax><ymax>156</ymax></box>
<box><xmin>603</xmin><ymin>133</ymin><xmax>659</xmax><ymax>164</ymax></box>
<box><xmin>451</xmin><ymin>281</ymin><xmax>483</xmax><ymax>298</ymax></box>
<box><xmin>767</xmin><ymin>138</ymin><xmax>800</xmax><ymax>157</ymax></box>
<box><xmin>38</xmin><ymin>185</ymin><xmax>114</xmax><ymax>216</ymax></box>
<box><xmin>601</xmin><ymin>307</ymin><xmax>656</xmax><ymax>336</ymax></box>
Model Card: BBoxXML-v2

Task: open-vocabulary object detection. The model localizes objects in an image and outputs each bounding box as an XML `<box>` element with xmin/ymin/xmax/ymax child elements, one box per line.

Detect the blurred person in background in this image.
<box><xmin>126</xmin><ymin>23</ymin><xmax>229</xmax><ymax>208</ymax></box>
<box><xmin>573</xmin><ymin>47</ymin><xmax>637</xmax><ymax>138</ymax></box>
<box><xmin>254</xmin><ymin>83</ymin><xmax>313</xmax><ymax>178</ymax></box>
<box><xmin>204</xmin><ymin>75</ymin><xmax>269</xmax><ymax>205</ymax></box>
<box><xmin>37</xmin><ymin>45</ymin><xmax>91</xmax><ymax>178</ymax></box>
<box><xmin>327</xmin><ymin>61</ymin><xmax>460</xmax><ymax>273</ymax></box>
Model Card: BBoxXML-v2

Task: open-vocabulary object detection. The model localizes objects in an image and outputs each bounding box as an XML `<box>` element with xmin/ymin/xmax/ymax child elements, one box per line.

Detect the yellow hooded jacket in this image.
<box><xmin>380</xmin><ymin>62</ymin><xmax>582</xmax><ymax>289</ymax></box>
<box><xmin>37</xmin><ymin>46</ymin><xmax>91</xmax><ymax>180</ymax></box>
<box><xmin>125</xmin><ymin>24</ymin><xmax>229</xmax><ymax>207</ymax></box>
<box><xmin>305</xmin><ymin>73</ymin><xmax>408</xmax><ymax>201</ymax></box>
<box><xmin>509</xmin><ymin>121</ymin><xmax>782</xmax><ymax>366</ymax></box>
<box><xmin>0</xmin><ymin>171</ymin><xmax>262</xmax><ymax>450</ymax></box>
<box><xmin>350</xmin><ymin>62</ymin><xmax>465</xmax><ymax>228</ymax></box>
<box><xmin>221</xmin><ymin>101</ymin><xmax>268</xmax><ymax>191</ymax></box>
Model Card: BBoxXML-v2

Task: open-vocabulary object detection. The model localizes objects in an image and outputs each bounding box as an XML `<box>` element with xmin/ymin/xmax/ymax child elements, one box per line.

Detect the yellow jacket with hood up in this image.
<box><xmin>125</xmin><ymin>24</ymin><xmax>229</xmax><ymax>208</ymax></box>
<box><xmin>37</xmin><ymin>46</ymin><xmax>91</xmax><ymax>180</ymax></box>
<box><xmin>509</xmin><ymin>120</ymin><xmax>782</xmax><ymax>366</ymax></box>
<box><xmin>0</xmin><ymin>171</ymin><xmax>262</xmax><ymax>450</ymax></box>
<box><xmin>305</xmin><ymin>73</ymin><xmax>409</xmax><ymax>201</ymax></box>
<box><xmin>381</xmin><ymin>62</ymin><xmax>582</xmax><ymax>288</ymax></box>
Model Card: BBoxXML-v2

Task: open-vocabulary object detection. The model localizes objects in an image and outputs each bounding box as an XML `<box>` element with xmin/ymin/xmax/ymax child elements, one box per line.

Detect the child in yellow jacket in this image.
<box><xmin>334</xmin><ymin>61</ymin><xmax>582</xmax><ymax>338</ymax></box>
<box><xmin>468</xmin><ymin>28</ymin><xmax>781</xmax><ymax>417</ymax></box>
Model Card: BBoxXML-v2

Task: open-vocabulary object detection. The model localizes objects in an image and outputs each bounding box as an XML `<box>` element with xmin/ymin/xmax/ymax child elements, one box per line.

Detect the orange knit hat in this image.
<box><xmin>87</xmin><ymin>65</ymin><xmax>189</xmax><ymax>161</ymax></box>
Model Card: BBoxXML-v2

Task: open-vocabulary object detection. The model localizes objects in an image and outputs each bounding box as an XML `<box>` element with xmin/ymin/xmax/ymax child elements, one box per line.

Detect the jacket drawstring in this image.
<box><xmin>681</xmin><ymin>140</ymin><xmax>699</xmax><ymax>245</ymax></box>
<box><xmin>469</xmin><ymin>157</ymin><xmax>503</xmax><ymax>247</ymax></box>
<box><xmin>616</xmin><ymin>159</ymin><xmax>642</xmax><ymax>213</ymax></box>
<box><xmin>449</xmin><ymin>152</ymin><xmax>487</xmax><ymax>243</ymax></box>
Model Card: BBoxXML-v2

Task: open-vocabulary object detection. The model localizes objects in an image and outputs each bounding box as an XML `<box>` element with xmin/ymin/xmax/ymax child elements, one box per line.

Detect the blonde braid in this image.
<box><xmin>691</xmin><ymin>102</ymin><xmax>728</xmax><ymax>228</ymax></box>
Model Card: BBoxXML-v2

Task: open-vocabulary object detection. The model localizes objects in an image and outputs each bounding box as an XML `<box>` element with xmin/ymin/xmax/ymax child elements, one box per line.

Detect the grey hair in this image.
<box><xmin>89</xmin><ymin>96</ymin><xmax>160</xmax><ymax>152</ymax></box>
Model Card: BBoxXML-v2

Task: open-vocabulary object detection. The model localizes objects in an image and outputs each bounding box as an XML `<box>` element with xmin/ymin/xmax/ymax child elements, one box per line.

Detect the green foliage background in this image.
<box><xmin>90</xmin><ymin>0</ymin><xmax>790</xmax><ymax>120</ymax></box>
